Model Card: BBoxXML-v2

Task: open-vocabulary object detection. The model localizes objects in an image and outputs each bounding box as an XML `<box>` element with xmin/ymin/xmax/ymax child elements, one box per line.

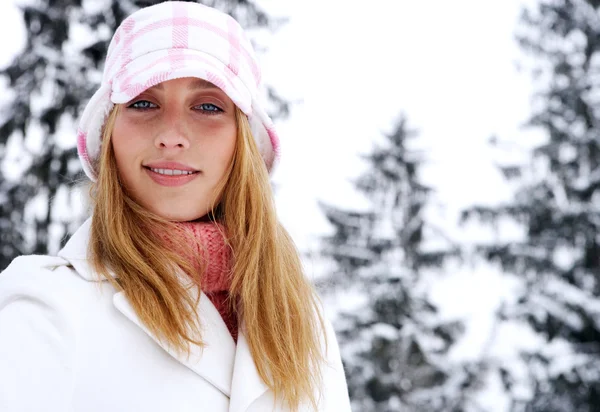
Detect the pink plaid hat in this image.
<box><xmin>77</xmin><ymin>1</ymin><xmax>280</xmax><ymax>181</ymax></box>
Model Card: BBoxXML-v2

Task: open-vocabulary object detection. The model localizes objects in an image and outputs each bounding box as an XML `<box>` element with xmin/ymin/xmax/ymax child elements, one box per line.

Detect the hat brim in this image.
<box><xmin>110</xmin><ymin>48</ymin><xmax>253</xmax><ymax>114</ymax></box>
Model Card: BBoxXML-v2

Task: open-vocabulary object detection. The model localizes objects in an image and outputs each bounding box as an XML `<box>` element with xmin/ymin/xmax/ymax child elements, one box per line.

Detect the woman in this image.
<box><xmin>0</xmin><ymin>2</ymin><xmax>351</xmax><ymax>411</ymax></box>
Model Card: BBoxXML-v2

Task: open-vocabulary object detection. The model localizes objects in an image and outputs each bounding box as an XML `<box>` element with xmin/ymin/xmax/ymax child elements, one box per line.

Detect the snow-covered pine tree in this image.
<box><xmin>320</xmin><ymin>115</ymin><xmax>477</xmax><ymax>412</ymax></box>
<box><xmin>462</xmin><ymin>1</ymin><xmax>600</xmax><ymax>410</ymax></box>
<box><xmin>0</xmin><ymin>0</ymin><xmax>287</xmax><ymax>270</ymax></box>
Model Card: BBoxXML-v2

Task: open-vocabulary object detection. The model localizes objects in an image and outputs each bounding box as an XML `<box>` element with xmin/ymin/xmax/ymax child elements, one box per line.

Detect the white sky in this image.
<box><xmin>258</xmin><ymin>0</ymin><xmax>540</xmax><ymax>245</ymax></box>
<box><xmin>0</xmin><ymin>2</ymin><xmax>545</xmax><ymax>407</ymax></box>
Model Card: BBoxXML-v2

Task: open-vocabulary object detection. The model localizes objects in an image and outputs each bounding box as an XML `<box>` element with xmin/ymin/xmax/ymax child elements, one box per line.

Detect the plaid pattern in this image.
<box><xmin>77</xmin><ymin>1</ymin><xmax>279</xmax><ymax>181</ymax></box>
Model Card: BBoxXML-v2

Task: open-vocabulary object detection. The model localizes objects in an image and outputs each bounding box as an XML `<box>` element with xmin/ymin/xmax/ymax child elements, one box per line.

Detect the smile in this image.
<box><xmin>144</xmin><ymin>167</ymin><xmax>200</xmax><ymax>187</ymax></box>
<box><xmin>148</xmin><ymin>168</ymin><xmax>196</xmax><ymax>176</ymax></box>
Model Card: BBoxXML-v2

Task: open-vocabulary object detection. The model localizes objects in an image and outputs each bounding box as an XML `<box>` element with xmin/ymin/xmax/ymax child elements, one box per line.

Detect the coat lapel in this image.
<box><xmin>58</xmin><ymin>217</ymin><xmax>236</xmax><ymax>397</ymax></box>
<box><xmin>112</xmin><ymin>289</ymin><xmax>236</xmax><ymax>397</ymax></box>
<box><xmin>229</xmin><ymin>326</ymin><xmax>269</xmax><ymax>412</ymax></box>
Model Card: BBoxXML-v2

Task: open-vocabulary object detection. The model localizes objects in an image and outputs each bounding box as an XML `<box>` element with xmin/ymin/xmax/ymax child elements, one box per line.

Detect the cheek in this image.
<box><xmin>111</xmin><ymin>124</ymin><xmax>128</xmax><ymax>166</ymax></box>
<box><xmin>111</xmin><ymin>118</ymin><xmax>143</xmax><ymax>182</ymax></box>
<box><xmin>215</xmin><ymin>126</ymin><xmax>237</xmax><ymax>169</ymax></box>
<box><xmin>197</xmin><ymin>121</ymin><xmax>237</xmax><ymax>168</ymax></box>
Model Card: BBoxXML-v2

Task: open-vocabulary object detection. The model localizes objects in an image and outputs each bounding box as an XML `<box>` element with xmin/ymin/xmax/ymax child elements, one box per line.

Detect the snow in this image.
<box><xmin>371</xmin><ymin>322</ymin><xmax>400</xmax><ymax>341</ymax></box>
<box><xmin>0</xmin><ymin>2</ymin><xmax>25</xmax><ymax>70</ymax></box>
<box><xmin>1</xmin><ymin>129</ymin><xmax>26</xmax><ymax>180</ymax></box>
<box><xmin>0</xmin><ymin>0</ymin><xmax>557</xmax><ymax>409</ymax></box>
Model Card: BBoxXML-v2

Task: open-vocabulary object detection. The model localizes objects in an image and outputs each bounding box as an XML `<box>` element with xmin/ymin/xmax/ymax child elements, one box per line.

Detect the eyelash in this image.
<box><xmin>127</xmin><ymin>100</ymin><xmax>224</xmax><ymax>115</ymax></box>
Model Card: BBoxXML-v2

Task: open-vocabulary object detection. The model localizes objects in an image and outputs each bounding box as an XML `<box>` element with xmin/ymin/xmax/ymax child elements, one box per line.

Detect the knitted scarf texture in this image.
<box><xmin>172</xmin><ymin>221</ymin><xmax>238</xmax><ymax>343</ymax></box>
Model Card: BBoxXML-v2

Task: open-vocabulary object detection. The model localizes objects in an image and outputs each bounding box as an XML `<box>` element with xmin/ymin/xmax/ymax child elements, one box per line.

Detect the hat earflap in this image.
<box><xmin>77</xmin><ymin>84</ymin><xmax>113</xmax><ymax>182</ymax></box>
<box><xmin>248</xmin><ymin>113</ymin><xmax>276</xmax><ymax>172</ymax></box>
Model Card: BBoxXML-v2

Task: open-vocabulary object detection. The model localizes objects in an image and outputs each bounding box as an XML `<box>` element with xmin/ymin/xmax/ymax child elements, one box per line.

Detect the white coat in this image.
<box><xmin>0</xmin><ymin>218</ymin><xmax>352</xmax><ymax>412</ymax></box>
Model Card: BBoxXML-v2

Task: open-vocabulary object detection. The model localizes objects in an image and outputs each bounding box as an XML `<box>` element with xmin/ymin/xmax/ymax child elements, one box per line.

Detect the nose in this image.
<box><xmin>154</xmin><ymin>111</ymin><xmax>191</xmax><ymax>150</ymax></box>
<box><xmin>155</xmin><ymin>134</ymin><xmax>189</xmax><ymax>149</ymax></box>
<box><xmin>155</xmin><ymin>130</ymin><xmax>190</xmax><ymax>149</ymax></box>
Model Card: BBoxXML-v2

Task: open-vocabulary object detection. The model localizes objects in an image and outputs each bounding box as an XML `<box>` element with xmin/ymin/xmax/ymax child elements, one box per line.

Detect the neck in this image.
<box><xmin>173</xmin><ymin>220</ymin><xmax>232</xmax><ymax>293</ymax></box>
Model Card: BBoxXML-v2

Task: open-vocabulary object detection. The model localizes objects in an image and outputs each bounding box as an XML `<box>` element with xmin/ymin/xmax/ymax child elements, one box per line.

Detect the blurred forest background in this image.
<box><xmin>1</xmin><ymin>0</ymin><xmax>599</xmax><ymax>411</ymax></box>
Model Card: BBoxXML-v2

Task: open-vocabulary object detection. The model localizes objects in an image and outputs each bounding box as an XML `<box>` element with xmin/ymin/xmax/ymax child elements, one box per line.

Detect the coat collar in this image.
<box><xmin>58</xmin><ymin>217</ymin><xmax>269</xmax><ymax>411</ymax></box>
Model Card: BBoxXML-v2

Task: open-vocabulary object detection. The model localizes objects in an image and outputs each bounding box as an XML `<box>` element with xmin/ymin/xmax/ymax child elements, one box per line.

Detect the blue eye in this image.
<box><xmin>197</xmin><ymin>103</ymin><xmax>223</xmax><ymax>114</ymax></box>
<box><xmin>128</xmin><ymin>100</ymin><xmax>157</xmax><ymax>110</ymax></box>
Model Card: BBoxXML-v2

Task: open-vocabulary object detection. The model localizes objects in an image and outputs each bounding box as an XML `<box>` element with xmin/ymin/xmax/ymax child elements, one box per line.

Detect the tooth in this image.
<box><xmin>148</xmin><ymin>168</ymin><xmax>195</xmax><ymax>176</ymax></box>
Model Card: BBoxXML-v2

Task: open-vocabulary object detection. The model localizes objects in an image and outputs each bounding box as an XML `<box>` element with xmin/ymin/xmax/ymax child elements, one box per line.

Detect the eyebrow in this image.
<box><xmin>150</xmin><ymin>79</ymin><xmax>219</xmax><ymax>91</ymax></box>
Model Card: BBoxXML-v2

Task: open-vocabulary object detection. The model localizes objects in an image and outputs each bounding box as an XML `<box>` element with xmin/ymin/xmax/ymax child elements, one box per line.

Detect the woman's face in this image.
<box><xmin>111</xmin><ymin>77</ymin><xmax>237</xmax><ymax>221</ymax></box>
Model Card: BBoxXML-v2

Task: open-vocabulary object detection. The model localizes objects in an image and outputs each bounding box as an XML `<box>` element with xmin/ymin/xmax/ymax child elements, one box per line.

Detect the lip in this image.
<box><xmin>143</xmin><ymin>161</ymin><xmax>199</xmax><ymax>171</ymax></box>
<box><xmin>143</xmin><ymin>166</ymin><xmax>200</xmax><ymax>187</ymax></box>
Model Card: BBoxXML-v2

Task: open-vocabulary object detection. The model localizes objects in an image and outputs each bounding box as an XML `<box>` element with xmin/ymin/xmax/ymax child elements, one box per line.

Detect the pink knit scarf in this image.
<box><xmin>172</xmin><ymin>221</ymin><xmax>238</xmax><ymax>343</ymax></box>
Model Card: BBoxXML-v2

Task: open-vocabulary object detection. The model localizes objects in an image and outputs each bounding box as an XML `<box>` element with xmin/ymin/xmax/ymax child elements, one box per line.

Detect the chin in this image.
<box><xmin>163</xmin><ymin>211</ymin><xmax>207</xmax><ymax>222</ymax></box>
<box><xmin>148</xmin><ymin>205</ymin><xmax>208</xmax><ymax>222</ymax></box>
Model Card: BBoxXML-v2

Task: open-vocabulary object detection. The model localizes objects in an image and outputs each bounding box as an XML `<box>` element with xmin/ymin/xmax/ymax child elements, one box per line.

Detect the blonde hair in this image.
<box><xmin>88</xmin><ymin>105</ymin><xmax>327</xmax><ymax>410</ymax></box>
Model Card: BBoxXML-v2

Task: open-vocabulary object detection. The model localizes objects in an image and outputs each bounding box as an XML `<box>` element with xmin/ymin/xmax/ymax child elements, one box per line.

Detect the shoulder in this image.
<box><xmin>313</xmin><ymin>302</ymin><xmax>353</xmax><ymax>411</ymax></box>
<box><xmin>0</xmin><ymin>253</ymin><xmax>103</xmax><ymax>354</ymax></box>
<box><xmin>0</xmin><ymin>254</ymin><xmax>98</xmax><ymax>311</ymax></box>
<box><xmin>0</xmin><ymin>255</ymin><xmax>96</xmax><ymax>410</ymax></box>
<box><xmin>313</xmin><ymin>300</ymin><xmax>342</xmax><ymax>355</ymax></box>
<box><xmin>1</xmin><ymin>254</ymin><xmax>69</xmax><ymax>280</ymax></box>
<box><xmin>319</xmin><ymin>311</ymin><xmax>345</xmax><ymax>371</ymax></box>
